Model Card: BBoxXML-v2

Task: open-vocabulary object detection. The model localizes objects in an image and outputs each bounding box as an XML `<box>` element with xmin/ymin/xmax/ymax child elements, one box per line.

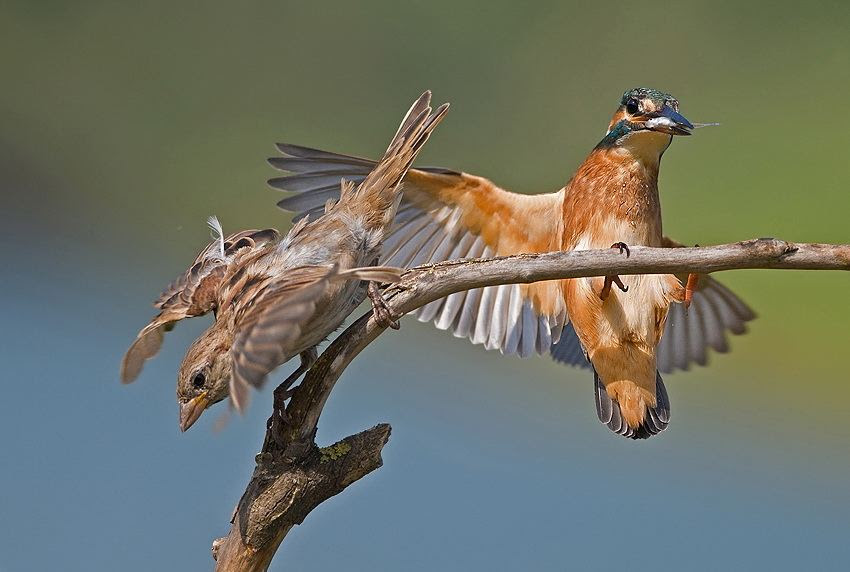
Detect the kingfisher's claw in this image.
<box><xmin>611</xmin><ymin>242</ymin><xmax>630</xmax><ymax>257</ymax></box>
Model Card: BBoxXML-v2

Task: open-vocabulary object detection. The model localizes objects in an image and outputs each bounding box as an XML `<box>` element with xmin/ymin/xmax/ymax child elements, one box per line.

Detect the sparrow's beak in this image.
<box><xmin>644</xmin><ymin>104</ymin><xmax>694</xmax><ymax>136</ymax></box>
<box><xmin>179</xmin><ymin>393</ymin><xmax>209</xmax><ymax>432</ymax></box>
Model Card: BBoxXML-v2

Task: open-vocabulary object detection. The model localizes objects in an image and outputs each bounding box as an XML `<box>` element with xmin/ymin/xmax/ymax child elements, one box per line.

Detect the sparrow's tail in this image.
<box><xmin>336</xmin><ymin>91</ymin><xmax>449</xmax><ymax>229</ymax></box>
<box><xmin>594</xmin><ymin>369</ymin><xmax>670</xmax><ymax>439</ymax></box>
<box><xmin>335</xmin><ymin>265</ymin><xmax>403</xmax><ymax>284</ymax></box>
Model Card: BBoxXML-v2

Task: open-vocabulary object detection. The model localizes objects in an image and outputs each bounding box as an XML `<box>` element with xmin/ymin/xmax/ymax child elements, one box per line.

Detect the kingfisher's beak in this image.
<box><xmin>179</xmin><ymin>392</ymin><xmax>209</xmax><ymax>432</ymax></box>
<box><xmin>644</xmin><ymin>105</ymin><xmax>694</xmax><ymax>136</ymax></box>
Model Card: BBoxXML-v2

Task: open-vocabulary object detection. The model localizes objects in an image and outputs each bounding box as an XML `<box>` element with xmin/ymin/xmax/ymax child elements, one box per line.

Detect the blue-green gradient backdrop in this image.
<box><xmin>2</xmin><ymin>2</ymin><xmax>849</xmax><ymax>570</ymax></box>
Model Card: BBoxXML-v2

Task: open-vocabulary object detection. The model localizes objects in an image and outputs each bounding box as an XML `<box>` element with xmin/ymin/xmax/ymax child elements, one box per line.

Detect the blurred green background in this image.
<box><xmin>2</xmin><ymin>1</ymin><xmax>849</xmax><ymax>570</ymax></box>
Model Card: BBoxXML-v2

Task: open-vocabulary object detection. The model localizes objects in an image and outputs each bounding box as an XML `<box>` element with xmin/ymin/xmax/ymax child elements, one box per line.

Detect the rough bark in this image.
<box><xmin>212</xmin><ymin>239</ymin><xmax>850</xmax><ymax>570</ymax></box>
<box><xmin>213</xmin><ymin>425</ymin><xmax>390</xmax><ymax>571</ymax></box>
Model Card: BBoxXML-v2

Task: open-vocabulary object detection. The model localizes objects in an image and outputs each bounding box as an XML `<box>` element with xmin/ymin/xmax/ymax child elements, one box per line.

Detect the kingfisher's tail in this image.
<box><xmin>594</xmin><ymin>369</ymin><xmax>670</xmax><ymax>439</ymax></box>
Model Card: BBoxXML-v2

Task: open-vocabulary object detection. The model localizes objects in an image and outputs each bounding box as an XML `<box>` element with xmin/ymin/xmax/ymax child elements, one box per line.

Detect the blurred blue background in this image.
<box><xmin>2</xmin><ymin>1</ymin><xmax>850</xmax><ymax>570</ymax></box>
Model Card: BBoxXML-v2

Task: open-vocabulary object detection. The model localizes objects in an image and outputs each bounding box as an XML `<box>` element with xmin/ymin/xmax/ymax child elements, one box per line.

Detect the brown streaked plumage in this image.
<box><xmin>272</xmin><ymin>87</ymin><xmax>755</xmax><ymax>439</ymax></box>
<box><xmin>176</xmin><ymin>263</ymin><xmax>403</xmax><ymax>431</ymax></box>
<box><xmin>120</xmin><ymin>224</ymin><xmax>280</xmax><ymax>384</ymax></box>
<box><xmin>122</xmin><ymin>91</ymin><xmax>449</xmax><ymax>431</ymax></box>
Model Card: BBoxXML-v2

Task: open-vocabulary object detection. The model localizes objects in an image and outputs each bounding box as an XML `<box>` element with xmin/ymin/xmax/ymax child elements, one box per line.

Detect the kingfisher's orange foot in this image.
<box><xmin>600</xmin><ymin>275</ymin><xmax>628</xmax><ymax>300</ymax></box>
<box><xmin>684</xmin><ymin>272</ymin><xmax>700</xmax><ymax>309</ymax></box>
<box><xmin>600</xmin><ymin>242</ymin><xmax>630</xmax><ymax>300</ymax></box>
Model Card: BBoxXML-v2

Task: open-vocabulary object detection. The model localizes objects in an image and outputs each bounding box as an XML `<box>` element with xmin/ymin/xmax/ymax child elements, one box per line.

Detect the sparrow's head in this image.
<box><xmin>598</xmin><ymin>88</ymin><xmax>694</xmax><ymax>160</ymax></box>
<box><xmin>177</xmin><ymin>325</ymin><xmax>233</xmax><ymax>432</ymax></box>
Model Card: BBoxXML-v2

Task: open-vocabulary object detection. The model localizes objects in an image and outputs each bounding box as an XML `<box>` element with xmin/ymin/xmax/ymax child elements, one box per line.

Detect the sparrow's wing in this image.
<box><xmin>154</xmin><ymin>228</ymin><xmax>280</xmax><ymax>310</ymax></box>
<box><xmin>228</xmin><ymin>265</ymin><xmax>335</xmax><ymax>412</ymax></box>
<box><xmin>228</xmin><ymin>264</ymin><xmax>403</xmax><ymax>412</ymax></box>
<box><xmin>270</xmin><ymin>147</ymin><xmax>567</xmax><ymax>358</ymax></box>
<box><xmin>120</xmin><ymin>318</ymin><xmax>176</xmax><ymax>384</ymax></box>
<box><xmin>120</xmin><ymin>227</ymin><xmax>279</xmax><ymax>384</ymax></box>
<box><xmin>551</xmin><ymin>237</ymin><xmax>756</xmax><ymax>373</ymax></box>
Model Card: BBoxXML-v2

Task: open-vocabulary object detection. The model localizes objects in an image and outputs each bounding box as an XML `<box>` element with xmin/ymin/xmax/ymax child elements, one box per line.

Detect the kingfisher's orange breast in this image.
<box><xmin>558</xmin><ymin>145</ymin><xmax>679</xmax><ymax>358</ymax></box>
<box><xmin>560</xmin><ymin>146</ymin><xmax>663</xmax><ymax>251</ymax></box>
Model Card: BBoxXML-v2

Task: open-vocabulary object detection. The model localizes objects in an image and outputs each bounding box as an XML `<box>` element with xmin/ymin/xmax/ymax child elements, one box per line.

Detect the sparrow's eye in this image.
<box><xmin>625</xmin><ymin>98</ymin><xmax>640</xmax><ymax>115</ymax></box>
<box><xmin>191</xmin><ymin>372</ymin><xmax>206</xmax><ymax>389</ymax></box>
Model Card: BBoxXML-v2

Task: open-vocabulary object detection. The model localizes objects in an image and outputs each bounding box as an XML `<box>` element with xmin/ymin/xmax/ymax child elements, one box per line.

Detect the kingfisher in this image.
<box><xmin>269</xmin><ymin>88</ymin><xmax>755</xmax><ymax>439</ymax></box>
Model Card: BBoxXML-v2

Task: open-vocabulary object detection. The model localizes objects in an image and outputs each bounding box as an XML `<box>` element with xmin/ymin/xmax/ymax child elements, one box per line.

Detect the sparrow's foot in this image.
<box><xmin>600</xmin><ymin>242</ymin><xmax>630</xmax><ymax>300</ymax></box>
<box><xmin>684</xmin><ymin>272</ymin><xmax>700</xmax><ymax>309</ymax></box>
<box><xmin>268</xmin><ymin>348</ymin><xmax>318</xmax><ymax>439</ymax></box>
<box><xmin>276</xmin><ymin>348</ymin><xmax>317</xmax><ymax>403</ymax></box>
<box><xmin>368</xmin><ymin>281</ymin><xmax>400</xmax><ymax>330</ymax></box>
<box><xmin>268</xmin><ymin>392</ymin><xmax>292</xmax><ymax>448</ymax></box>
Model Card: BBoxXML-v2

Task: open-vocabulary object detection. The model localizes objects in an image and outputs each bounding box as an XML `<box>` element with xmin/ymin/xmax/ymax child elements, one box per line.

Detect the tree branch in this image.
<box><xmin>212</xmin><ymin>238</ymin><xmax>850</xmax><ymax>570</ymax></box>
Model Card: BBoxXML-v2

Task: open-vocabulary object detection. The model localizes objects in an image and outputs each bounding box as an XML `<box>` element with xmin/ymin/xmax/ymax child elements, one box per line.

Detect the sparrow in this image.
<box><xmin>269</xmin><ymin>87</ymin><xmax>755</xmax><ymax>439</ymax></box>
<box><xmin>122</xmin><ymin>91</ymin><xmax>449</xmax><ymax>431</ymax></box>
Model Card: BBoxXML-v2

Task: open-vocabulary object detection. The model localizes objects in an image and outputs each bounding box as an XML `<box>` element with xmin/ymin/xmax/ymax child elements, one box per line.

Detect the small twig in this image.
<box><xmin>212</xmin><ymin>239</ymin><xmax>850</xmax><ymax>570</ymax></box>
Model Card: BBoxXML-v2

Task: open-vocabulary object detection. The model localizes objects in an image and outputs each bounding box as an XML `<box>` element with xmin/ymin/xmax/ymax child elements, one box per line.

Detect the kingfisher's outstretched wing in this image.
<box><xmin>271</xmin><ymin>146</ymin><xmax>567</xmax><ymax>357</ymax></box>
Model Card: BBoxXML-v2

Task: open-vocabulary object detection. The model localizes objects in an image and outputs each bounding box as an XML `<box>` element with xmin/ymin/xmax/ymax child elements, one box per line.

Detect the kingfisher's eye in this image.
<box><xmin>192</xmin><ymin>372</ymin><xmax>206</xmax><ymax>388</ymax></box>
<box><xmin>626</xmin><ymin>99</ymin><xmax>640</xmax><ymax>115</ymax></box>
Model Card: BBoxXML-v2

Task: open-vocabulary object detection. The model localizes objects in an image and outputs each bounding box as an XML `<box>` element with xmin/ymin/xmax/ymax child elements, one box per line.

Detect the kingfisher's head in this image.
<box><xmin>596</xmin><ymin>88</ymin><xmax>695</xmax><ymax>162</ymax></box>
